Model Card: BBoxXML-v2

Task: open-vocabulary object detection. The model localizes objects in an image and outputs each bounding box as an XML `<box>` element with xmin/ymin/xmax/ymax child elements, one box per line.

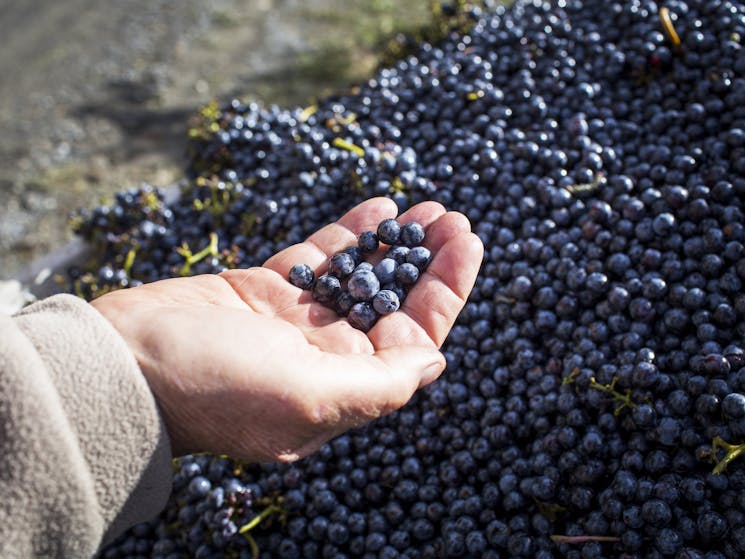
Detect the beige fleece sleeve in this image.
<box><xmin>0</xmin><ymin>294</ymin><xmax>173</xmax><ymax>558</ymax></box>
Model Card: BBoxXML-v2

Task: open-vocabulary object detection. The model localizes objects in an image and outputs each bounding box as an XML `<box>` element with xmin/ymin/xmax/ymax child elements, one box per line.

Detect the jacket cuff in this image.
<box><xmin>14</xmin><ymin>294</ymin><xmax>173</xmax><ymax>547</ymax></box>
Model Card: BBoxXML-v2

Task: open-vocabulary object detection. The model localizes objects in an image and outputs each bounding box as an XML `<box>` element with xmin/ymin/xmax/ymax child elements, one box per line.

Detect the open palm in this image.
<box><xmin>92</xmin><ymin>197</ymin><xmax>483</xmax><ymax>462</ymax></box>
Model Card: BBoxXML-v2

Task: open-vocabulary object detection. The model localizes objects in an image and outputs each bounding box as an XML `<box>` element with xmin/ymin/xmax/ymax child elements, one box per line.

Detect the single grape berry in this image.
<box><xmin>722</xmin><ymin>393</ymin><xmax>745</xmax><ymax>418</ymax></box>
<box><xmin>188</xmin><ymin>476</ymin><xmax>212</xmax><ymax>499</ymax></box>
<box><xmin>354</xmin><ymin>261</ymin><xmax>374</xmax><ymax>273</ymax></box>
<box><xmin>348</xmin><ymin>270</ymin><xmax>381</xmax><ymax>301</ymax></box>
<box><xmin>328</xmin><ymin>252</ymin><xmax>356</xmax><ymax>279</ymax></box>
<box><xmin>347</xmin><ymin>302</ymin><xmax>379</xmax><ymax>332</ymax></box>
<box><xmin>343</xmin><ymin>245</ymin><xmax>364</xmax><ymax>266</ymax></box>
<box><xmin>373</xmin><ymin>258</ymin><xmax>398</xmax><ymax>284</ymax></box>
<box><xmin>406</xmin><ymin>246</ymin><xmax>431</xmax><ymax>271</ymax></box>
<box><xmin>395</xmin><ymin>262</ymin><xmax>419</xmax><ymax>287</ymax></box>
<box><xmin>641</xmin><ymin>499</ymin><xmax>672</xmax><ymax>527</ymax></box>
<box><xmin>373</xmin><ymin>289</ymin><xmax>400</xmax><ymax>315</ymax></box>
<box><xmin>358</xmin><ymin>231</ymin><xmax>379</xmax><ymax>254</ymax></box>
<box><xmin>386</xmin><ymin>245</ymin><xmax>410</xmax><ymax>264</ymax></box>
<box><xmin>335</xmin><ymin>291</ymin><xmax>355</xmax><ymax>317</ymax></box>
<box><xmin>399</xmin><ymin>221</ymin><xmax>425</xmax><ymax>247</ymax></box>
<box><xmin>312</xmin><ymin>275</ymin><xmax>341</xmax><ymax>303</ymax></box>
<box><xmin>696</xmin><ymin>511</ymin><xmax>728</xmax><ymax>541</ymax></box>
<box><xmin>377</xmin><ymin>218</ymin><xmax>401</xmax><ymax>245</ymax></box>
<box><xmin>382</xmin><ymin>283</ymin><xmax>406</xmax><ymax>304</ymax></box>
<box><xmin>288</xmin><ymin>263</ymin><xmax>314</xmax><ymax>290</ymax></box>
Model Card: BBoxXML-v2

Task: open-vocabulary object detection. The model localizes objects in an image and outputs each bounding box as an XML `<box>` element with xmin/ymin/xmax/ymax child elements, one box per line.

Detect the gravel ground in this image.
<box><xmin>0</xmin><ymin>0</ymin><xmax>430</xmax><ymax>284</ymax></box>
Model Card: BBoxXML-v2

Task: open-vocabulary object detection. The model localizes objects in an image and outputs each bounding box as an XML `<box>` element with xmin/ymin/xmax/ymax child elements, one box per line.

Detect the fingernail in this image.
<box><xmin>422</xmin><ymin>358</ymin><xmax>445</xmax><ymax>385</ymax></box>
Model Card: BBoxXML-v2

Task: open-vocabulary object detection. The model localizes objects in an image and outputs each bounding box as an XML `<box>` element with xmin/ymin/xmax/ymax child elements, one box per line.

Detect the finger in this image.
<box><xmin>367</xmin><ymin>213</ymin><xmax>483</xmax><ymax>349</ymax></box>
<box><xmin>301</xmin><ymin>319</ymin><xmax>375</xmax><ymax>354</ymax></box>
<box><xmin>219</xmin><ymin>267</ymin><xmax>299</xmax><ymax>315</ymax></box>
<box><xmin>395</xmin><ymin>200</ymin><xmax>447</xmax><ymax>229</ymax></box>
<box><xmin>403</xmin><ymin>231</ymin><xmax>484</xmax><ymax>346</ymax></box>
<box><xmin>220</xmin><ymin>267</ymin><xmax>351</xmax><ymax>334</ymax></box>
<box><xmin>263</xmin><ymin>197</ymin><xmax>398</xmax><ymax>278</ymax></box>
<box><xmin>297</xmin><ymin>345</ymin><xmax>446</xmax><ymax>438</ymax></box>
<box><xmin>362</xmin><ymin>201</ymin><xmax>449</xmax><ymax>266</ymax></box>
<box><xmin>421</xmin><ymin>210</ymin><xmax>473</xmax><ymax>253</ymax></box>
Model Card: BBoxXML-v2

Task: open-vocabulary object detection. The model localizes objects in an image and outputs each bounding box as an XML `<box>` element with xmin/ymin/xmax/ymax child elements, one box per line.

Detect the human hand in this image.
<box><xmin>92</xmin><ymin>198</ymin><xmax>483</xmax><ymax>462</ymax></box>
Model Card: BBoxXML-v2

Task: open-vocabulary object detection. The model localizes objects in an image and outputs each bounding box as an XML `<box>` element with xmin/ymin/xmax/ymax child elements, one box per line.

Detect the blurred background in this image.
<box><xmin>0</xmin><ymin>0</ymin><xmax>431</xmax><ymax>280</ymax></box>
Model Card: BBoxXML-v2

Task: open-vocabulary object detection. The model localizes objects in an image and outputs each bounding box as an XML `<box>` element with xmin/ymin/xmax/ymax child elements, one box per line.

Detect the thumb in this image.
<box><xmin>374</xmin><ymin>345</ymin><xmax>446</xmax><ymax>390</ymax></box>
<box><xmin>314</xmin><ymin>345</ymin><xmax>445</xmax><ymax>427</ymax></box>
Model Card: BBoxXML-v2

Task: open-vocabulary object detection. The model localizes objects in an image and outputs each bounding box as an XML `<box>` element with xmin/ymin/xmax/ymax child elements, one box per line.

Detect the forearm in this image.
<box><xmin>0</xmin><ymin>294</ymin><xmax>172</xmax><ymax>557</ymax></box>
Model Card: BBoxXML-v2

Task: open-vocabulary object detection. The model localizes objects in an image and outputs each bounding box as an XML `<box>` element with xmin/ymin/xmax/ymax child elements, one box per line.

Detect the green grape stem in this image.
<box><xmin>332</xmin><ymin>137</ymin><xmax>366</xmax><ymax>157</ymax></box>
<box><xmin>177</xmin><ymin>232</ymin><xmax>219</xmax><ymax>276</ymax></box>
<box><xmin>711</xmin><ymin>436</ymin><xmax>745</xmax><ymax>474</ymax></box>
<box><xmin>562</xmin><ymin>367</ymin><xmax>580</xmax><ymax>386</ymax></box>
<box><xmin>565</xmin><ymin>173</ymin><xmax>606</xmax><ymax>195</ymax></box>
<box><xmin>534</xmin><ymin>499</ymin><xmax>567</xmax><ymax>522</ymax></box>
<box><xmin>244</xmin><ymin>532</ymin><xmax>259</xmax><ymax>559</ymax></box>
<box><xmin>389</xmin><ymin>176</ymin><xmax>408</xmax><ymax>195</ymax></box>
<box><xmin>562</xmin><ymin>370</ymin><xmax>638</xmax><ymax>414</ymax></box>
<box><xmin>299</xmin><ymin>104</ymin><xmax>318</xmax><ymax>122</ymax></box>
<box><xmin>237</xmin><ymin>504</ymin><xmax>283</xmax><ymax>535</ymax></box>
<box><xmin>123</xmin><ymin>248</ymin><xmax>136</xmax><ymax>276</ymax></box>
<box><xmin>588</xmin><ymin>376</ymin><xmax>638</xmax><ymax>415</ymax></box>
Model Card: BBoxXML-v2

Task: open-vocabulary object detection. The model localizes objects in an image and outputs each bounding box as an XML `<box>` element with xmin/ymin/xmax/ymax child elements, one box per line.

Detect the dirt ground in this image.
<box><xmin>0</xmin><ymin>0</ymin><xmax>430</xmax><ymax>279</ymax></box>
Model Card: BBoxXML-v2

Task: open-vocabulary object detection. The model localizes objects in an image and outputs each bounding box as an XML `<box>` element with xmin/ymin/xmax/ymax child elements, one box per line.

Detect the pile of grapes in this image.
<box><xmin>290</xmin><ymin>218</ymin><xmax>431</xmax><ymax>332</ymax></box>
<box><xmin>82</xmin><ymin>0</ymin><xmax>745</xmax><ymax>557</ymax></box>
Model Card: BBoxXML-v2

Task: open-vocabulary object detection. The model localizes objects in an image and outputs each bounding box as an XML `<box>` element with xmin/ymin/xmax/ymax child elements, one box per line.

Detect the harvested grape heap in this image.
<box><xmin>78</xmin><ymin>0</ymin><xmax>745</xmax><ymax>557</ymax></box>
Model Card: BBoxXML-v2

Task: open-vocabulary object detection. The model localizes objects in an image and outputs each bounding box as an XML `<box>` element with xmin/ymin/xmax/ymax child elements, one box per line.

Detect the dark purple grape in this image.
<box><xmin>372</xmin><ymin>289</ymin><xmax>400</xmax><ymax>315</ymax></box>
<box><xmin>386</xmin><ymin>245</ymin><xmax>410</xmax><ymax>264</ymax></box>
<box><xmin>348</xmin><ymin>270</ymin><xmax>380</xmax><ymax>302</ymax></box>
<box><xmin>406</xmin><ymin>246</ymin><xmax>431</xmax><ymax>271</ymax></box>
<box><xmin>312</xmin><ymin>275</ymin><xmax>341</xmax><ymax>303</ymax></box>
<box><xmin>399</xmin><ymin>221</ymin><xmax>425</xmax><ymax>247</ymax></box>
<box><xmin>377</xmin><ymin>218</ymin><xmax>401</xmax><ymax>245</ymax></box>
<box><xmin>358</xmin><ymin>231</ymin><xmax>379</xmax><ymax>254</ymax></box>
<box><xmin>347</xmin><ymin>302</ymin><xmax>379</xmax><ymax>333</ymax></box>
<box><xmin>395</xmin><ymin>262</ymin><xmax>419</xmax><ymax>287</ymax></box>
<box><xmin>327</xmin><ymin>252</ymin><xmax>356</xmax><ymax>278</ymax></box>
<box><xmin>288</xmin><ymin>263</ymin><xmax>314</xmax><ymax>290</ymax></box>
<box><xmin>373</xmin><ymin>257</ymin><xmax>398</xmax><ymax>284</ymax></box>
